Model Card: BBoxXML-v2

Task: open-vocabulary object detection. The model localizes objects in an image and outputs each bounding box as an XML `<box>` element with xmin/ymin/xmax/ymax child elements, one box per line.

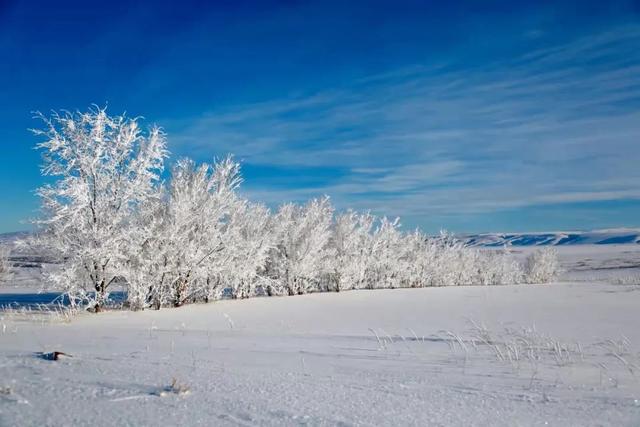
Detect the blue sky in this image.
<box><xmin>1</xmin><ymin>0</ymin><xmax>639</xmax><ymax>234</ymax></box>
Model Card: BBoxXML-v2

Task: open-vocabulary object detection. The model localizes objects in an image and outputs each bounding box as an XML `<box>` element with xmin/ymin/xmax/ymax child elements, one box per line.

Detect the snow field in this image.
<box><xmin>1</xmin><ymin>277</ymin><xmax>640</xmax><ymax>426</ymax></box>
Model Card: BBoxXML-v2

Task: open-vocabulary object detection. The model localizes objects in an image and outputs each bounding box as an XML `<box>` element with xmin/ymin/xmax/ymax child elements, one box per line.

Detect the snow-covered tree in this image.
<box><xmin>395</xmin><ymin>230</ymin><xmax>433</xmax><ymax>288</ymax></box>
<box><xmin>122</xmin><ymin>158</ymin><xmax>274</xmax><ymax>308</ymax></box>
<box><xmin>145</xmin><ymin>156</ymin><xmax>243</xmax><ymax>307</ymax></box>
<box><xmin>218</xmin><ymin>201</ymin><xmax>275</xmax><ymax>299</ymax></box>
<box><xmin>365</xmin><ymin>217</ymin><xmax>403</xmax><ymax>289</ymax></box>
<box><xmin>469</xmin><ymin>248</ymin><xmax>523</xmax><ymax>286</ymax></box>
<box><xmin>120</xmin><ymin>186</ymin><xmax>168</xmax><ymax>309</ymax></box>
<box><xmin>331</xmin><ymin>211</ymin><xmax>375</xmax><ymax>291</ymax></box>
<box><xmin>32</xmin><ymin>107</ymin><xmax>167</xmax><ymax>310</ymax></box>
<box><xmin>269</xmin><ymin>197</ymin><xmax>334</xmax><ymax>295</ymax></box>
<box><xmin>524</xmin><ymin>247</ymin><xmax>560</xmax><ymax>283</ymax></box>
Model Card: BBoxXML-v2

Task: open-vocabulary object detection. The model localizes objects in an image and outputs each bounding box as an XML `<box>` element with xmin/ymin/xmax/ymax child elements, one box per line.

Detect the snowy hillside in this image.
<box><xmin>462</xmin><ymin>228</ymin><xmax>640</xmax><ymax>247</ymax></box>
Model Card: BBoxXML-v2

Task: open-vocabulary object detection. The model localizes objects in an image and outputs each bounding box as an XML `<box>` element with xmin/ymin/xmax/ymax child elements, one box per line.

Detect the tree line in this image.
<box><xmin>29</xmin><ymin>107</ymin><xmax>558</xmax><ymax>311</ymax></box>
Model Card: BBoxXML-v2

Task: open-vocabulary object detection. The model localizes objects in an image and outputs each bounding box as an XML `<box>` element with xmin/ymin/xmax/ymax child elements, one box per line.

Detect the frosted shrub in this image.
<box><xmin>366</xmin><ymin>217</ymin><xmax>403</xmax><ymax>289</ymax></box>
<box><xmin>524</xmin><ymin>247</ymin><xmax>560</xmax><ymax>283</ymax></box>
<box><xmin>331</xmin><ymin>211</ymin><xmax>375</xmax><ymax>291</ymax></box>
<box><xmin>219</xmin><ymin>201</ymin><xmax>275</xmax><ymax>299</ymax></box>
<box><xmin>403</xmin><ymin>234</ymin><xmax>524</xmax><ymax>287</ymax></box>
<box><xmin>494</xmin><ymin>251</ymin><xmax>525</xmax><ymax>284</ymax></box>
<box><xmin>268</xmin><ymin>197</ymin><xmax>334</xmax><ymax>296</ymax></box>
<box><xmin>473</xmin><ymin>249</ymin><xmax>523</xmax><ymax>285</ymax></box>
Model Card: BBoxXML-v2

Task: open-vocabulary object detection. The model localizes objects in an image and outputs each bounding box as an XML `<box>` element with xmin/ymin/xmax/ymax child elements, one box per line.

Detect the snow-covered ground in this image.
<box><xmin>1</xmin><ymin>245</ymin><xmax>640</xmax><ymax>426</ymax></box>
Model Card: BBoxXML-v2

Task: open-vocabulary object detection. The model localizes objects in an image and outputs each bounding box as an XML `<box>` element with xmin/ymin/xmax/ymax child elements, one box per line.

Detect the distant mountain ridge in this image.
<box><xmin>0</xmin><ymin>231</ymin><xmax>29</xmax><ymax>244</ymax></box>
<box><xmin>462</xmin><ymin>228</ymin><xmax>640</xmax><ymax>247</ymax></box>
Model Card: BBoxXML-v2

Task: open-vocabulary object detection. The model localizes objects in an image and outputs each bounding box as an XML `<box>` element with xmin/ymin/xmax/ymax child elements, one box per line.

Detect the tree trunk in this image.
<box><xmin>94</xmin><ymin>278</ymin><xmax>106</xmax><ymax>313</ymax></box>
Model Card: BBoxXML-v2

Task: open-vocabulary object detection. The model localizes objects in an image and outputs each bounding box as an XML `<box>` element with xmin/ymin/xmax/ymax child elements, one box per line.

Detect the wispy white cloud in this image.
<box><xmin>169</xmin><ymin>25</ymin><xmax>640</xmax><ymax>226</ymax></box>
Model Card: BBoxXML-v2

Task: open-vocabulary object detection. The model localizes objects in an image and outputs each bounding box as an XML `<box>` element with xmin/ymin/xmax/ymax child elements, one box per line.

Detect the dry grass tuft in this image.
<box><xmin>158</xmin><ymin>377</ymin><xmax>191</xmax><ymax>396</ymax></box>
